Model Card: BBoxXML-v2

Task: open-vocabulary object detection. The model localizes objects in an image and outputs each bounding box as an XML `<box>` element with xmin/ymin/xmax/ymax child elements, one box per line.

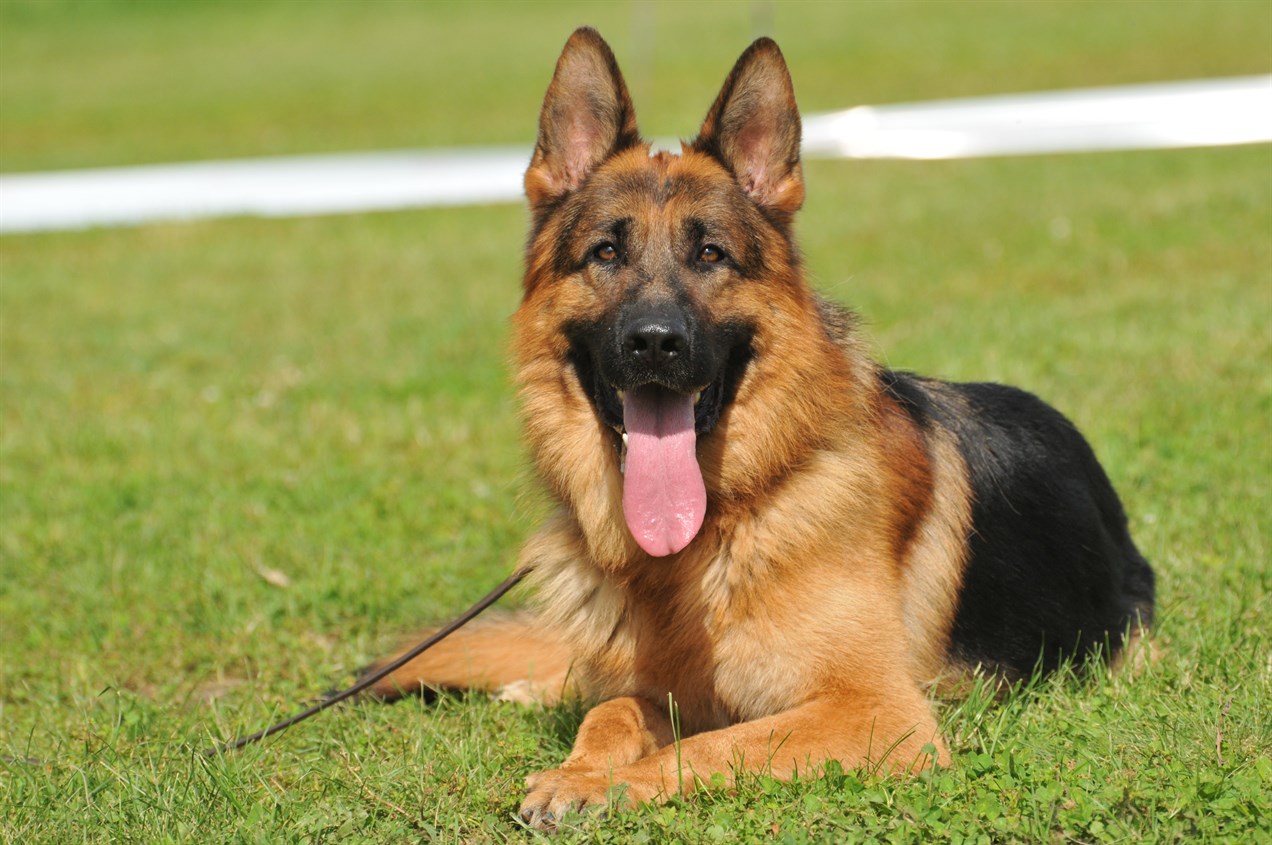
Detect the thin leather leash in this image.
<box><xmin>203</xmin><ymin>567</ymin><xmax>529</xmax><ymax>757</ymax></box>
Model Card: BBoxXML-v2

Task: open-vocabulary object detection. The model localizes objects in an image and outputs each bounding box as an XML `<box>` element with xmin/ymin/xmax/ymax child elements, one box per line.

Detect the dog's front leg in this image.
<box><xmin>531</xmin><ymin>695</ymin><xmax>674</xmax><ymax>780</ymax></box>
<box><xmin>520</xmin><ymin>695</ymin><xmax>673</xmax><ymax>829</ymax></box>
<box><xmin>518</xmin><ymin>688</ymin><xmax>944</xmax><ymax>830</ymax></box>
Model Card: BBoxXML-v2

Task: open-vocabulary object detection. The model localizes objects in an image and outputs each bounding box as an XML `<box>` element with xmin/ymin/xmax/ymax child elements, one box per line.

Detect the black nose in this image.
<box><xmin>623</xmin><ymin>317</ymin><xmax>688</xmax><ymax>367</ymax></box>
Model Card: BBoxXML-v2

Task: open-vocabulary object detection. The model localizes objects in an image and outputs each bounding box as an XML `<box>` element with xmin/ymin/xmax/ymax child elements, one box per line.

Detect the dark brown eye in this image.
<box><xmin>698</xmin><ymin>244</ymin><xmax>724</xmax><ymax>264</ymax></box>
<box><xmin>593</xmin><ymin>242</ymin><xmax>618</xmax><ymax>262</ymax></box>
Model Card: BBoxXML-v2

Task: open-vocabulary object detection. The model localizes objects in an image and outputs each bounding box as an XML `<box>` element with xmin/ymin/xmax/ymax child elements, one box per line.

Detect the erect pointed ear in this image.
<box><xmin>692</xmin><ymin>38</ymin><xmax>804</xmax><ymax>221</ymax></box>
<box><xmin>524</xmin><ymin>28</ymin><xmax>641</xmax><ymax>212</ymax></box>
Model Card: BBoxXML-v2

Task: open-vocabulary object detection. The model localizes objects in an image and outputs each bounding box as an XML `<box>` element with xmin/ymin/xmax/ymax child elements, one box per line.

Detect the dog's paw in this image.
<box><xmin>518</xmin><ymin>768</ymin><xmax>632</xmax><ymax>832</ymax></box>
<box><xmin>492</xmin><ymin>679</ymin><xmax>539</xmax><ymax>705</ymax></box>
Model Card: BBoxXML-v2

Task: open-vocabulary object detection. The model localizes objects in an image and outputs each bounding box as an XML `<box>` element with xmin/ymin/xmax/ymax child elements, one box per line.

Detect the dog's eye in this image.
<box><xmin>593</xmin><ymin>242</ymin><xmax>619</xmax><ymax>262</ymax></box>
<box><xmin>698</xmin><ymin>244</ymin><xmax>725</xmax><ymax>264</ymax></box>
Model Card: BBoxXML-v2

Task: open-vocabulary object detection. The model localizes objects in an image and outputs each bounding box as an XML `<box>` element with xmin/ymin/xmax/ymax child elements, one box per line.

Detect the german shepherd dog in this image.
<box><xmin>367</xmin><ymin>28</ymin><xmax>1155</xmax><ymax>829</ymax></box>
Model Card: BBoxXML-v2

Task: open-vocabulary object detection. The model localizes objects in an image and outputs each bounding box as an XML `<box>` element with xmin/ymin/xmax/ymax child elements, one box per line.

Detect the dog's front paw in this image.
<box><xmin>518</xmin><ymin>768</ymin><xmax>633</xmax><ymax>832</ymax></box>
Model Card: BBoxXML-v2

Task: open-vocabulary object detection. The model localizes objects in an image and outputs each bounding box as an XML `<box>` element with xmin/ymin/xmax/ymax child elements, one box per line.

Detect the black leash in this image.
<box><xmin>204</xmin><ymin>568</ymin><xmax>529</xmax><ymax>757</ymax></box>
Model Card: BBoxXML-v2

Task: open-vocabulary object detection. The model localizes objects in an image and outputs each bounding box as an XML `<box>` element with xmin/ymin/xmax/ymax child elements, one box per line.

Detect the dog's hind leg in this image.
<box><xmin>360</xmin><ymin>611</ymin><xmax>576</xmax><ymax>705</ymax></box>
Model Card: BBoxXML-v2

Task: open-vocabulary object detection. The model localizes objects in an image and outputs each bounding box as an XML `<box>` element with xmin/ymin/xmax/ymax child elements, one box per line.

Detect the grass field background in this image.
<box><xmin>2</xmin><ymin>1</ymin><xmax>1269</xmax><ymax>841</ymax></box>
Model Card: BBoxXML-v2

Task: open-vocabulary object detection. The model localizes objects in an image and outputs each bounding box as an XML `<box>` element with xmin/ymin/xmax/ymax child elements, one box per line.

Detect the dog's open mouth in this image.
<box><xmin>569</xmin><ymin>338</ymin><xmax>752</xmax><ymax>557</ymax></box>
<box><xmin>616</xmin><ymin>385</ymin><xmax>706</xmax><ymax>557</ymax></box>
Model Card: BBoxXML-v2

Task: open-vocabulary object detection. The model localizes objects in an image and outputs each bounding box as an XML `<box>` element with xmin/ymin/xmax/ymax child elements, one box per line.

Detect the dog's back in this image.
<box><xmin>882</xmin><ymin>369</ymin><xmax>1154</xmax><ymax>679</ymax></box>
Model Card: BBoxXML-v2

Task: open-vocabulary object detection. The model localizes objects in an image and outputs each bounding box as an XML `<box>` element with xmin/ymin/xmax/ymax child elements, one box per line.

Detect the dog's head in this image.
<box><xmin>515</xmin><ymin>28</ymin><xmax>849</xmax><ymax>561</ymax></box>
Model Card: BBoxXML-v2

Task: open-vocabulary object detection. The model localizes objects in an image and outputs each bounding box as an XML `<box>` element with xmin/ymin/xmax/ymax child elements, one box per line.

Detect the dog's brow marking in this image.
<box><xmin>591</xmin><ymin>216</ymin><xmax>632</xmax><ymax>249</ymax></box>
<box><xmin>613</xmin><ymin>169</ymin><xmax>661</xmax><ymax>203</ymax></box>
<box><xmin>658</xmin><ymin>172</ymin><xmax>685</xmax><ymax>206</ymax></box>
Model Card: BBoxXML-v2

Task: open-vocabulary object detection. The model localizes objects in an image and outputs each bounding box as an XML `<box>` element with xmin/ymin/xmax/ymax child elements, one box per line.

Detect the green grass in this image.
<box><xmin>2</xmin><ymin>1</ymin><xmax>1270</xmax><ymax>842</ymax></box>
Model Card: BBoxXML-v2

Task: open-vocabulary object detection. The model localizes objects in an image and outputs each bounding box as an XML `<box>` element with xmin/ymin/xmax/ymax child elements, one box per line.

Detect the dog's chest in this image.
<box><xmin>615</xmin><ymin>563</ymin><xmax>812</xmax><ymax>729</ymax></box>
<box><xmin>708</xmin><ymin>617</ymin><xmax>810</xmax><ymax>723</ymax></box>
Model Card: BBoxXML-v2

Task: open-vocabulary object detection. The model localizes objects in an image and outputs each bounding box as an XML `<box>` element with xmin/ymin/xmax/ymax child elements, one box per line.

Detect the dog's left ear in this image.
<box><xmin>692</xmin><ymin>38</ymin><xmax>804</xmax><ymax>222</ymax></box>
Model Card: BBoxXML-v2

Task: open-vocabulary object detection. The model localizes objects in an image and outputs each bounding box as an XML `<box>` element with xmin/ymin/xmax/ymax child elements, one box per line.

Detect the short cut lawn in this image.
<box><xmin>1</xmin><ymin>1</ymin><xmax>1269</xmax><ymax>842</ymax></box>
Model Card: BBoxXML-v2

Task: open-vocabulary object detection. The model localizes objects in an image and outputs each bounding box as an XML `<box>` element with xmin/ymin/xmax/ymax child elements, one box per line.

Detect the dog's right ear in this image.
<box><xmin>524</xmin><ymin>28</ymin><xmax>641</xmax><ymax>213</ymax></box>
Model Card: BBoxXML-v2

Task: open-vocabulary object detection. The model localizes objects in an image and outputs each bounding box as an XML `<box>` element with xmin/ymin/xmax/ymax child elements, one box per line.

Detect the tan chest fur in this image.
<box><xmin>527</xmin><ymin>439</ymin><xmax>922</xmax><ymax>737</ymax></box>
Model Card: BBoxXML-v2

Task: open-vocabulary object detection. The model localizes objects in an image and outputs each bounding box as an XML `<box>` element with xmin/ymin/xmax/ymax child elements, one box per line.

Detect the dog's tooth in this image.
<box><xmin>622</xmin><ymin>431</ymin><xmax>629</xmax><ymax>445</ymax></box>
<box><xmin>694</xmin><ymin>390</ymin><xmax>703</xmax><ymax>405</ymax></box>
<box><xmin>616</xmin><ymin>388</ymin><xmax>625</xmax><ymax>401</ymax></box>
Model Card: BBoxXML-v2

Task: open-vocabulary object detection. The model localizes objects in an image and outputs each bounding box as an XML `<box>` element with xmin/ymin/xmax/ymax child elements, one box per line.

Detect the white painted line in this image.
<box><xmin>801</xmin><ymin>75</ymin><xmax>1272</xmax><ymax>160</ymax></box>
<box><xmin>2</xmin><ymin>77</ymin><xmax>1269</xmax><ymax>234</ymax></box>
<box><xmin>0</xmin><ymin>147</ymin><xmax>531</xmax><ymax>234</ymax></box>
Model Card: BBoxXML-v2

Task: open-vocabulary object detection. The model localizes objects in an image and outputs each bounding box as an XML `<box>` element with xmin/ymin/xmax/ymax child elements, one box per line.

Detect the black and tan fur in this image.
<box><xmin>366</xmin><ymin>29</ymin><xmax>1155</xmax><ymax>829</ymax></box>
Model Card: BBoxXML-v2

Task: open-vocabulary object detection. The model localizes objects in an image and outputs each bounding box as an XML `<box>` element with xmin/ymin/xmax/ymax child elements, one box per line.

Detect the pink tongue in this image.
<box><xmin>622</xmin><ymin>386</ymin><xmax>706</xmax><ymax>557</ymax></box>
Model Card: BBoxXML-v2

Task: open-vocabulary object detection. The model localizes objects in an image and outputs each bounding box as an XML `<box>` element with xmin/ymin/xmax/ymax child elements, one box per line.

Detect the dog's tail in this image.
<box><xmin>359</xmin><ymin>611</ymin><xmax>576</xmax><ymax>705</ymax></box>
